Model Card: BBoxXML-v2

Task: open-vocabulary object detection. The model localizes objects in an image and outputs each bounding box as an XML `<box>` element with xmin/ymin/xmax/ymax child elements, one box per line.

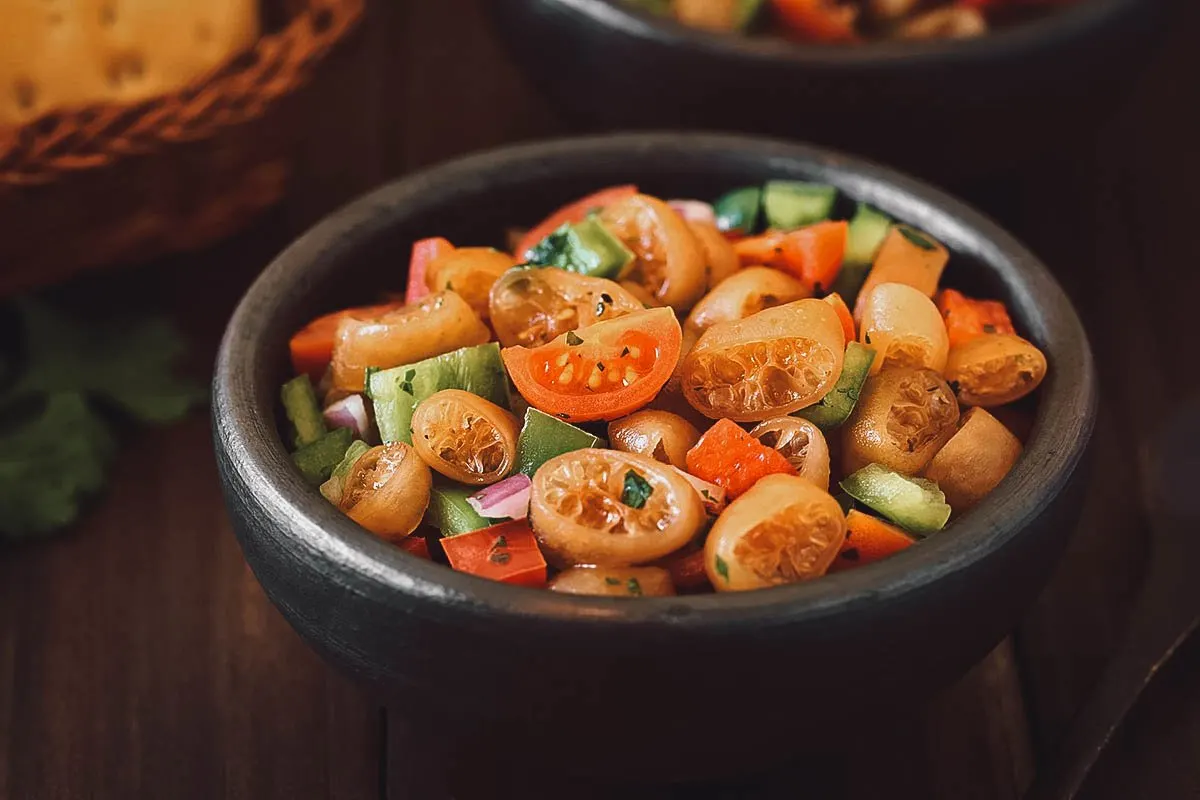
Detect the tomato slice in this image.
<box><xmin>502</xmin><ymin>308</ymin><xmax>682</xmax><ymax>423</ymax></box>
<box><xmin>289</xmin><ymin>302</ymin><xmax>402</xmax><ymax>381</ymax></box>
<box><xmin>733</xmin><ymin>221</ymin><xmax>847</xmax><ymax>293</ymax></box>
<box><xmin>771</xmin><ymin>0</ymin><xmax>860</xmax><ymax>43</ymax></box>
<box><xmin>440</xmin><ymin>519</ymin><xmax>548</xmax><ymax>587</ymax></box>
<box><xmin>514</xmin><ymin>185</ymin><xmax>638</xmax><ymax>261</ymax></box>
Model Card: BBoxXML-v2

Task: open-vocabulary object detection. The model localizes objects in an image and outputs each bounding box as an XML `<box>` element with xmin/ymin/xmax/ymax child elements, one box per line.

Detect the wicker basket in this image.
<box><xmin>0</xmin><ymin>0</ymin><xmax>365</xmax><ymax>296</ymax></box>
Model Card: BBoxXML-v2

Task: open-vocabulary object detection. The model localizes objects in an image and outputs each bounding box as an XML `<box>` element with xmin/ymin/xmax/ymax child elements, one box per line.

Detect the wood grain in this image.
<box><xmin>3</xmin><ymin>0</ymin><xmax>1198</xmax><ymax>798</ymax></box>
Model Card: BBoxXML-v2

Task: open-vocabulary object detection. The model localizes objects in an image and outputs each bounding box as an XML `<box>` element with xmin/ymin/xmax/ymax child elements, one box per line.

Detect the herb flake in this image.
<box><xmin>605</xmin><ymin>576</ymin><xmax>621</xmax><ymax>586</ymax></box>
<box><xmin>621</xmin><ymin>470</ymin><xmax>653</xmax><ymax>509</ymax></box>
<box><xmin>898</xmin><ymin>226</ymin><xmax>937</xmax><ymax>251</ymax></box>
<box><xmin>399</xmin><ymin>368</ymin><xmax>417</xmax><ymax>395</ymax></box>
<box><xmin>627</xmin><ymin>577</ymin><xmax>643</xmax><ymax>596</ymax></box>
<box><xmin>714</xmin><ymin>555</ymin><xmax>730</xmax><ymax>583</ymax></box>
<box><xmin>566</xmin><ymin>331</ymin><xmax>584</xmax><ymax>347</ymax></box>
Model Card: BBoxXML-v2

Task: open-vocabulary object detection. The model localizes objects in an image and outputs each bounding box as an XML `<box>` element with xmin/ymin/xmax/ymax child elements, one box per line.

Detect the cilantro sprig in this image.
<box><xmin>0</xmin><ymin>298</ymin><xmax>204</xmax><ymax>539</ymax></box>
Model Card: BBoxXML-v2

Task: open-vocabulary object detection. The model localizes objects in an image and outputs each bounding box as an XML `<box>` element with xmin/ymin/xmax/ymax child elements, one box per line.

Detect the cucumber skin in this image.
<box><xmin>525</xmin><ymin>218</ymin><xmax>632</xmax><ymax>279</ymax></box>
<box><xmin>515</xmin><ymin>408</ymin><xmax>604</xmax><ymax>477</ymax></box>
<box><xmin>429</xmin><ymin>483</ymin><xmax>491</xmax><ymax>536</ymax></box>
<box><xmin>292</xmin><ymin>427</ymin><xmax>353</xmax><ymax>487</ymax></box>
<box><xmin>762</xmin><ymin>181</ymin><xmax>837</xmax><ymax>230</ymax></box>
<box><xmin>281</xmin><ymin>374</ymin><xmax>327</xmax><ymax>448</ymax></box>
<box><xmin>836</xmin><ymin>203</ymin><xmax>892</xmax><ymax>303</ymax></box>
<box><xmin>839</xmin><ymin>464</ymin><xmax>951</xmax><ymax>537</ymax></box>
<box><xmin>370</xmin><ymin>343</ymin><xmax>510</xmax><ymax>445</ymax></box>
<box><xmin>796</xmin><ymin>343</ymin><xmax>876</xmax><ymax>431</ymax></box>
<box><xmin>714</xmin><ymin>187</ymin><xmax>762</xmax><ymax>236</ymax></box>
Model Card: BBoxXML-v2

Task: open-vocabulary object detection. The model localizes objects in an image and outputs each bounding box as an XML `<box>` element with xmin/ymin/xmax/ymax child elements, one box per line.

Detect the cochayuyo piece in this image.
<box><xmin>280</xmin><ymin>181</ymin><xmax>1045</xmax><ymax>594</ymax></box>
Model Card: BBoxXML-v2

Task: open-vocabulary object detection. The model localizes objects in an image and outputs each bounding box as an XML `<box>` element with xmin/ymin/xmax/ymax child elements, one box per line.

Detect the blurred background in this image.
<box><xmin>0</xmin><ymin>0</ymin><xmax>1196</xmax><ymax>798</ymax></box>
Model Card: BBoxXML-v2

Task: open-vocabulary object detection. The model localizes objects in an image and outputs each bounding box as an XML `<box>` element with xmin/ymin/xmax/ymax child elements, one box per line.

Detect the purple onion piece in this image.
<box><xmin>323</xmin><ymin>394</ymin><xmax>370</xmax><ymax>440</ymax></box>
<box><xmin>467</xmin><ymin>473</ymin><xmax>532</xmax><ymax>520</ymax></box>
<box><xmin>668</xmin><ymin>199</ymin><xmax>716</xmax><ymax>225</ymax></box>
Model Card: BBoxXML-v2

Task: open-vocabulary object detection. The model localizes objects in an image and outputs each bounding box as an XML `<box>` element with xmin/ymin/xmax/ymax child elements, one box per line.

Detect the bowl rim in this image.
<box><xmin>213</xmin><ymin>132</ymin><xmax>1096</xmax><ymax>632</ymax></box>
<box><xmin>539</xmin><ymin>0</ymin><xmax>1150</xmax><ymax>68</ymax></box>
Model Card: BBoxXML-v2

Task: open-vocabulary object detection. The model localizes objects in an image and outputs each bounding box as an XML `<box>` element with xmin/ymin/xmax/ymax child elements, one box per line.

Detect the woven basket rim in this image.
<box><xmin>0</xmin><ymin>0</ymin><xmax>365</xmax><ymax>185</ymax></box>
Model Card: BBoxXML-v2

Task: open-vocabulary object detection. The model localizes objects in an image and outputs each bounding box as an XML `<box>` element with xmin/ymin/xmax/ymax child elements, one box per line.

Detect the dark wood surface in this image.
<box><xmin>2</xmin><ymin>1</ymin><xmax>1198</xmax><ymax>797</ymax></box>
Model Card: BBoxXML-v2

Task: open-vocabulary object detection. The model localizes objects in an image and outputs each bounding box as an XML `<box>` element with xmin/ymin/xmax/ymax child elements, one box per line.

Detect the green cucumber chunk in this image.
<box><xmin>292</xmin><ymin>427</ymin><xmax>353</xmax><ymax>487</ymax></box>
<box><xmin>833</xmin><ymin>203</ymin><xmax>892</xmax><ymax>303</ymax></box>
<box><xmin>429</xmin><ymin>482</ymin><xmax>491</xmax><ymax>536</ymax></box>
<box><xmin>525</xmin><ymin>217</ymin><xmax>633</xmax><ymax>279</ymax></box>
<box><xmin>369</xmin><ymin>343</ymin><xmax>510</xmax><ymax>445</ymax></box>
<box><xmin>733</xmin><ymin>0</ymin><xmax>765</xmax><ymax>28</ymax></box>
<box><xmin>762</xmin><ymin>181</ymin><xmax>837</xmax><ymax>230</ymax></box>
<box><xmin>319</xmin><ymin>439</ymin><xmax>371</xmax><ymax>504</ymax></box>
<box><xmin>714</xmin><ymin>186</ymin><xmax>762</xmax><ymax>236</ymax></box>
<box><xmin>515</xmin><ymin>408</ymin><xmax>604</xmax><ymax>477</ymax></box>
<box><xmin>839</xmin><ymin>464</ymin><xmax>951</xmax><ymax>537</ymax></box>
<box><xmin>796</xmin><ymin>342</ymin><xmax>876</xmax><ymax>431</ymax></box>
<box><xmin>281</xmin><ymin>374</ymin><xmax>327</xmax><ymax>448</ymax></box>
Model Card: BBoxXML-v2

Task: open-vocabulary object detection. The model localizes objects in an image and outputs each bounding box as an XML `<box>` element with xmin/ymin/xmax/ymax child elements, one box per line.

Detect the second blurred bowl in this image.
<box><xmin>487</xmin><ymin>0</ymin><xmax>1165</xmax><ymax>181</ymax></box>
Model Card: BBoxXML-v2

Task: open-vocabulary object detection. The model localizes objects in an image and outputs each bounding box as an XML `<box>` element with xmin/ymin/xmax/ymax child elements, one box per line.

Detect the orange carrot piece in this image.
<box><xmin>514</xmin><ymin>185</ymin><xmax>638</xmax><ymax>260</ymax></box>
<box><xmin>824</xmin><ymin>292</ymin><xmax>856</xmax><ymax>344</ymax></box>
<box><xmin>405</xmin><ymin>237</ymin><xmax>455</xmax><ymax>305</ymax></box>
<box><xmin>289</xmin><ymin>302</ymin><xmax>402</xmax><ymax>381</ymax></box>
<box><xmin>441</xmin><ymin>520</ymin><xmax>547</xmax><ymax>588</ymax></box>
<box><xmin>733</xmin><ymin>221</ymin><xmax>847</xmax><ymax>293</ymax></box>
<box><xmin>685</xmin><ymin>418</ymin><xmax>797</xmax><ymax>498</ymax></box>
<box><xmin>828</xmin><ymin>510</ymin><xmax>915</xmax><ymax>573</ymax></box>
<box><xmin>936</xmin><ymin>288</ymin><xmax>1016</xmax><ymax>348</ymax></box>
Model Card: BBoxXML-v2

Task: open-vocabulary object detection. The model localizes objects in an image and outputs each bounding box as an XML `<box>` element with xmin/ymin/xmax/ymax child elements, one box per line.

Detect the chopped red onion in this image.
<box><xmin>676</xmin><ymin>469</ymin><xmax>727</xmax><ymax>515</ymax></box>
<box><xmin>668</xmin><ymin>200</ymin><xmax>716</xmax><ymax>226</ymax></box>
<box><xmin>323</xmin><ymin>394</ymin><xmax>370</xmax><ymax>440</ymax></box>
<box><xmin>467</xmin><ymin>474</ymin><xmax>532</xmax><ymax>520</ymax></box>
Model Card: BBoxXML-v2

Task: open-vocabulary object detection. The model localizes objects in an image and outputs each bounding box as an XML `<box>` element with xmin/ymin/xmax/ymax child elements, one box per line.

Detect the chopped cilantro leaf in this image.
<box><xmin>493</xmin><ymin>535</ymin><xmax>508</xmax><ymax>549</ymax></box>
<box><xmin>621</xmin><ymin>470</ymin><xmax>653</xmax><ymax>509</ymax></box>
<box><xmin>605</xmin><ymin>577</ymin><xmax>621</xmax><ymax>586</ymax></box>
<box><xmin>627</xmin><ymin>578</ymin><xmax>643</xmax><ymax>596</ymax></box>
<box><xmin>399</xmin><ymin>368</ymin><xmax>417</xmax><ymax>395</ymax></box>
<box><xmin>714</xmin><ymin>555</ymin><xmax>730</xmax><ymax>583</ymax></box>
<box><xmin>898</xmin><ymin>226</ymin><xmax>937</xmax><ymax>251</ymax></box>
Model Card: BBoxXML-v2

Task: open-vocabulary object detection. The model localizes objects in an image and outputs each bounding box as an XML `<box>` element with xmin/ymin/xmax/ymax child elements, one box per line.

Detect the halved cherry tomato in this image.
<box><xmin>501</xmin><ymin>308</ymin><xmax>682</xmax><ymax>423</ymax></box>
<box><xmin>733</xmin><ymin>221</ymin><xmax>847</xmax><ymax>293</ymax></box>
<box><xmin>771</xmin><ymin>0</ymin><xmax>860</xmax><ymax>42</ymax></box>
<box><xmin>289</xmin><ymin>302</ymin><xmax>402</xmax><ymax>381</ymax></box>
<box><xmin>514</xmin><ymin>185</ymin><xmax>638</xmax><ymax>261</ymax></box>
<box><xmin>405</xmin><ymin>237</ymin><xmax>454</xmax><ymax>305</ymax></box>
<box><xmin>824</xmin><ymin>291</ymin><xmax>856</xmax><ymax>343</ymax></box>
<box><xmin>440</xmin><ymin>519</ymin><xmax>548</xmax><ymax>587</ymax></box>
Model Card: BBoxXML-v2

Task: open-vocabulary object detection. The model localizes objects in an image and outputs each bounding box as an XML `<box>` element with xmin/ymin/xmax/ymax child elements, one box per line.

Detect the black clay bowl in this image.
<box><xmin>213</xmin><ymin>133</ymin><xmax>1096</xmax><ymax>782</ymax></box>
<box><xmin>486</xmin><ymin>0</ymin><xmax>1166</xmax><ymax>181</ymax></box>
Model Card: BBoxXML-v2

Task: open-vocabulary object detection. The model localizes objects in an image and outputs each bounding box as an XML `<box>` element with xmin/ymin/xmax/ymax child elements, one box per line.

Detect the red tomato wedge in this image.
<box><xmin>405</xmin><ymin>237</ymin><xmax>455</xmax><ymax>305</ymax></box>
<box><xmin>397</xmin><ymin>535</ymin><xmax>431</xmax><ymax>560</ymax></box>
<box><xmin>685</xmin><ymin>418</ymin><xmax>797</xmax><ymax>498</ymax></box>
<box><xmin>823</xmin><ymin>292</ymin><xmax>856</xmax><ymax>344</ymax></box>
<box><xmin>289</xmin><ymin>302</ymin><xmax>402</xmax><ymax>381</ymax></box>
<box><xmin>771</xmin><ymin>0</ymin><xmax>860</xmax><ymax>42</ymax></box>
<box><xmin>514</xmin><ymin>185</ymin><xmax>638</xmax><ymax>260</ymax></box>
<box><xmin>440</xmin><ymin>520</ymin><xmax>547</xmax><ymax>587</ymax></box>
<box><xmin>733</xmin><ymin>221</ymin><xmax>848</xmax><ymax>293</ymax></box>
<box><xmin>935</xmin><ymin>288</ymin><xmax>1016</xmax><ymax>348</ymax></box>
<box><xmin>662</xmin><ymin>548</ymin><xmax>710</xmax><ymax>591</ymax></box>
<box><xmin>502</xmin><ymin>308</ymin><xmax>682</xmax><ymax>423</ymax></box>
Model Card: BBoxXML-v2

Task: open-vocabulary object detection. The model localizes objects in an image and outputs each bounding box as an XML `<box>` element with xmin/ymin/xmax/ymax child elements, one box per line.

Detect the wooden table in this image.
<box><xmin>2</xmin><ymin>1</ymin><xmax>1198</xmax><ymax>797</ymax></box>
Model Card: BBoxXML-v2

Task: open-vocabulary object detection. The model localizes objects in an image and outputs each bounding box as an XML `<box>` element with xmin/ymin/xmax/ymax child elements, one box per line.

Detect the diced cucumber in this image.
<box><xmin>733</xmin><ymin>0</ymin><xmax>765</xmax><ymax>28</ymax></box>
<box><xmin>281</xmin><ymin>374</ymin><xmax>327</xmax><ymax>448</ymax></box>
<box><xmin>292</xmin><ymin>427</ymin><xmax>353</xmax><ymax>487</ymax></box>
<box><xmin>319</xmin><ymin>439</ymin><xmax>371</xmax><ymax>504</ymax></box>
<box><xmin>515</xmin><ymin>408</ymin><xmax>605</xmax><ymax>477</ymax></box>
<box><xmin>839</xmin><ymin>463</ymin><xmax>951</xmax><ymax>537</ymax></box>
<box><xmin>525</xmin><ymin>217</ymin><xmax>633</xmax><ymax>279</ymax></box>
<box><xmin>796</xmin><ymin>342</ymin><xmax>875</xmax><ymax>431</ymax></box>
<box><xmin>833</xmin><ymin>203</ymin><xmax>892</xmax><ymax>303</ymax></box>
<box><xmin>369</xmin><ymin>343</ymin><xmax>510</xmax><ymax>445</ymax></box>
<box><xmin>714</xmin><ymin>186</ymin><xmax>762</xmax><ymax>236</ymax></box>
<box><xmin>762</xmin><ymin>181</ymin><xmax>837</xmax><ymax>230</ymax></box>
<box><xmin>429</xmin><ymin>482</ymin><xmax>491</xmax><ymax>536</ymax></box>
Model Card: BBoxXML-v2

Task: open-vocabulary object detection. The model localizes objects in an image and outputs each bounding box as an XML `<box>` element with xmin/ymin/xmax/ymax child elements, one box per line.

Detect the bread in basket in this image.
<box><xmin>0</xmin><ymin>0</ymin><xmax>364</xmax><ymax>295</ymax></box>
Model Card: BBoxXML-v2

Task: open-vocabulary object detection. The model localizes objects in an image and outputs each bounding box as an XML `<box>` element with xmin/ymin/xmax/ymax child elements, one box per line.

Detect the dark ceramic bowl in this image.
<box><xmin>213</xmin><ymin>133</ymin><xmax>1096</xmax><ymax>782</ymax></box>
<box><xmin>486</xmin><ymin>0</ymin><xmax>1166</xmax><ymax>181</ymax></box>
